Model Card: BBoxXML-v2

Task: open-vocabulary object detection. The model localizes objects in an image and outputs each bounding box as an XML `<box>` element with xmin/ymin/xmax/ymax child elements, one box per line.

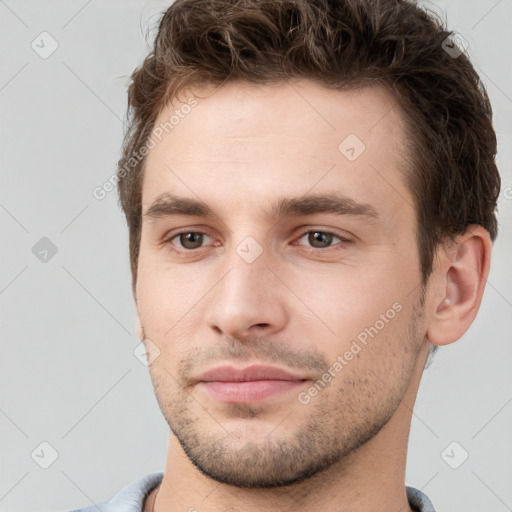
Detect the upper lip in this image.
<box><xmin>195</xmin><ymin>364</ymin><xmax>307</xmax><ymax>382</ymax></box>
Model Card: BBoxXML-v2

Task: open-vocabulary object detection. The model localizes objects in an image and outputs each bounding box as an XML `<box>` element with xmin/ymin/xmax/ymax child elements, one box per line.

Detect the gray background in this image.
<box><xmin>1</xmin><ymin>1</ymin><xmax>511</xmax><ymax>511</ymax></box>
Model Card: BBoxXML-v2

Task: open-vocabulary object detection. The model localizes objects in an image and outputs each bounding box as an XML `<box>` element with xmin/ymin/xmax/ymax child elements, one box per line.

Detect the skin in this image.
<box><xmin>134</xmin><ymin>79</ymin><xmax>492</xmax><ymax>512</ymax></box>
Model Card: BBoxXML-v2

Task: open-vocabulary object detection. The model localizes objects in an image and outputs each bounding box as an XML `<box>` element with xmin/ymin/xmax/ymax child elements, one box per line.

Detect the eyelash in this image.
<box><xmin>162</xmin><ymin>229</ymin><xmax>350</xmax><ymax>253</ymax></box>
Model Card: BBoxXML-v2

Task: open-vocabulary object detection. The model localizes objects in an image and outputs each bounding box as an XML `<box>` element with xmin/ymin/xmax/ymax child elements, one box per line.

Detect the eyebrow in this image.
<box><xmin>143</xmin><ymin>192</ymin><xmax>378</xmax><ymax>222</ymax></box>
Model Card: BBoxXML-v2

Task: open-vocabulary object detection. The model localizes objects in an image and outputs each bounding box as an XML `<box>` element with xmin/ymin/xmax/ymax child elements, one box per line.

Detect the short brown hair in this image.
<box><xmin>117</xmin><ymin>0</ymin><xmax>500</xmax><ymax>295</ymax></box>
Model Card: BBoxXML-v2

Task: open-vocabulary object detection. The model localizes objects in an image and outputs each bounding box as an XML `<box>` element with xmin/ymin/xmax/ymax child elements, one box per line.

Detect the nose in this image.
<box><xmin>204</xmin><ymin>246</ymin><xmax>289</xmax><ymax>340</ymax></box>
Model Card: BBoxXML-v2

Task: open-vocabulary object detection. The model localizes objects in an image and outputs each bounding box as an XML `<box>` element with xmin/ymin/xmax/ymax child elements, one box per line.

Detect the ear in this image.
<box><xmin>136</xmin><ymin>313</ymin><xmax>145</xmax><ymax>341</ymax></box>
<box><xmin>426</xmin><ymin>225</ymin><xmax>492</xmax><ymax>346</ymax></box>
<box><xmin>133</xmin><ymin>288</ymin><xmax>145</xmax><ymax>341</ymax></box>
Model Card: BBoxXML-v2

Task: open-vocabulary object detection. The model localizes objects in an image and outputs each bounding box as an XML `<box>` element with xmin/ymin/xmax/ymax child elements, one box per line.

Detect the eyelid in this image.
<box><xmin>162</xmin><ymin>226</ymin><xmax>352</xmax><ymax>253</ymax></box>
<box><xmin>293</xmin><ymin>228</ymin><xmax>352</xmax><ymax>250</ymax></box>
<box><xmin>295</xmin><ymin>227</ymin><xmax>352</xmax><ymax>242</ymax></box>
<box><xmin>163</xmin><ymin>228</ymin><xmax>216</xmax><ymax>251</ymax></box>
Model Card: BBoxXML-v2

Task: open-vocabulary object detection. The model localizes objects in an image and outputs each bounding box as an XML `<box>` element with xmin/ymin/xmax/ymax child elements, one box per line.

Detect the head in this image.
<box><xmin>117</xmin><ymin>0</ymin><xmax>499</xmax><ymax>488</ymax></box>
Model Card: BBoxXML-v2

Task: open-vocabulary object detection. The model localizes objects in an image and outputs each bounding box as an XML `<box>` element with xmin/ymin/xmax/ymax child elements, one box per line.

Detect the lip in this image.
<box><xmin>195</xmin><ymin>364</ymin><xmax>307</xmax><ymax>383</ymax></box>
<box><xmin>194</xmin><ymin>364</ymin><xmax>309</xmax><ymax>404</ymax></box>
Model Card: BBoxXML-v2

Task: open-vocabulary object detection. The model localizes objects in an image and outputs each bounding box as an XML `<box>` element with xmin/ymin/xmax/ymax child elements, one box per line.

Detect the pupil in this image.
<box><xmin>309</xmin><ymin>232</ymin><xmax>332</xmax><ymax>248</ymax></box>
<box><xmin>181</xmin><ymin>233</ymin><xmax>203</xmax><ymax>249</ymax></box>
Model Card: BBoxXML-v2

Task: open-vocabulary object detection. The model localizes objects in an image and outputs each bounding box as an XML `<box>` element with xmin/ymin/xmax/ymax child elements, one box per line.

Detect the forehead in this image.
<box><xmin>141</xmin><ymin>79</ymin><xmax>412</xmax><ymax>218</ymax></box>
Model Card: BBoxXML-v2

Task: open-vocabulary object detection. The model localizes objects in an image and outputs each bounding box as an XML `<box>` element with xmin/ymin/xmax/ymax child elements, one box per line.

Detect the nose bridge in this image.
<box><xmin>220</xmin><ymin>235</ymin><xmax>273</xmax><ymax>308</ymax></box>
<box><xmin>205</xmin><ymin>233</ymin><xmax>288</xmax><ymax>338</ymax></box>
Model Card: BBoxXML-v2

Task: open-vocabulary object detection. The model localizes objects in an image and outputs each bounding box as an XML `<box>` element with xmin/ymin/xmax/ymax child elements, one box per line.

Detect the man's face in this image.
<box><xmin>136</xmin><ymin>79</ymin><xmax>428</xmax><ymax>487</ymax></box>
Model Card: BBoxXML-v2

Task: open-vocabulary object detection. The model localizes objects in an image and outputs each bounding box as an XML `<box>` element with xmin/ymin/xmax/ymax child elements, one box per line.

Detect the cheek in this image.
<box><xmin>288</xmin><ymin>267</ymin><xmax>421</xmax><ymax>382</ymax></box>
<box><xmin>136</xmin><ymin>258</ymin><xmax>207</xmax><ymax>340</ymax></box>
<box><xmin>291</xmin><ymin>262</ymin><xmax>410</xmax><ymax>342</ymax></box>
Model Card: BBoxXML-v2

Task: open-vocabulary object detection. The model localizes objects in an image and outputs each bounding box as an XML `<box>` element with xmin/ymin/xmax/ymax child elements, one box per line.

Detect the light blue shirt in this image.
<box><xmin>66</xmin><ymin>472</ymin><xmax>437</xmax><ymax>511</ymax></box>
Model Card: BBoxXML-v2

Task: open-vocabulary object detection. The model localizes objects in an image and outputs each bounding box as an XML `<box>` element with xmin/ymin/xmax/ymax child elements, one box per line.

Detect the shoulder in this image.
<box><xmin>65</xmin><ymin>472</ymin><xmax>164</xmax><ymax>512</ymax></box>
<box><xmin>406</xmin><ymin>485</ymin><xmax>437</xmax><ymax>512</ymax></box>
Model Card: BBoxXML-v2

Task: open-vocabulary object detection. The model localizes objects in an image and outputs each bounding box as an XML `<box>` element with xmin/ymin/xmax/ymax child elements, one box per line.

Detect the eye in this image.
<box><xmin>296</xmin><ymin>230</ymin><xmax>348</xmax><ymax>249</ymax></box>
<box><xmin>163</xmin><ymin>228</ymin><xmax>349</xmax><ymax>254</ymax></box>
<box><xmin>166</xmin><ymin>231</ymin><xmax>213</xmax><ymax>251</ymax></box>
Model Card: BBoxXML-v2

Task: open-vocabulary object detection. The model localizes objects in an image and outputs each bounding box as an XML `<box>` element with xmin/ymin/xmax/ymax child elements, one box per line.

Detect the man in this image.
<box><xmin>69</xmin><ymin>0</ymin><xmax>500</xmax><ymax>510</ymax></box>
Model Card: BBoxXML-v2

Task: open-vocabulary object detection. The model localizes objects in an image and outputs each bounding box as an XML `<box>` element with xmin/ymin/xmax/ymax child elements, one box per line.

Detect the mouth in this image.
<box><xmin>199</xmin><ymin>379</ymin><xmax>308</xmax><ymax>403</ymax></box>
<box><xmin>195</xmin><ymin>364</ymin><xmax>310</xmax><ymax>404</ymax></box>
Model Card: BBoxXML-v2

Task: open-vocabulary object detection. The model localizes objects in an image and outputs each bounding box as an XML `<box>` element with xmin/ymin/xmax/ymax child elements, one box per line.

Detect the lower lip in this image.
<box><xmin>200</xmin><ymin>380</ymin><xmax>307</xmax><ymax>403</ymax></box>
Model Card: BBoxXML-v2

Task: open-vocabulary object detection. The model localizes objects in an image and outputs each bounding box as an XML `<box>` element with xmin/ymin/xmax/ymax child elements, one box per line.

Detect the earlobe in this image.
<box><xmin>134</xmin><ymin>286</ymin><xmax>145</xmax><ymax>341</ymax></box>
<box><xmin>427</xmin><ymin>226</ymin><xmax>492</xmax><ymax>346</ymax></box>
<box><xmin>136</xmin><ymin>314</ymin><xmax>145</xmax><ymax>341</ymax></box>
